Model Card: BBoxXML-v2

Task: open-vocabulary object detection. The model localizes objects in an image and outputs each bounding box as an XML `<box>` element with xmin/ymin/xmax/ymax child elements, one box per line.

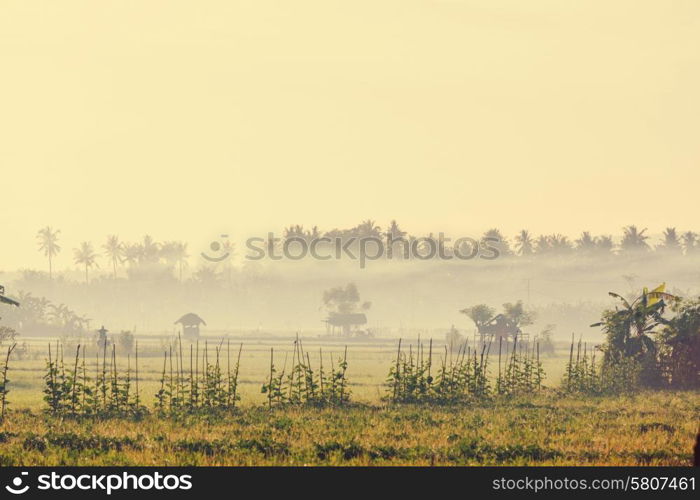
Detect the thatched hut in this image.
<box><xmin>175</xmin><ymin>313</ymin><xmax>206</xmax><ymax>339</ymax></box>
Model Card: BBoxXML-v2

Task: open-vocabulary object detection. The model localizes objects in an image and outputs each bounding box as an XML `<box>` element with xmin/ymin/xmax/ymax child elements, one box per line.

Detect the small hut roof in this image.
<box><xmin>175</xmin><ymin>313</ymin><xmax>206</xmax><ymax>326</ymax></box>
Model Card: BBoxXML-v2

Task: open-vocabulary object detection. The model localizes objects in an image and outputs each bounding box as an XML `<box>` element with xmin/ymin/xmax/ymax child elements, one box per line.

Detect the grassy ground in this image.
<box><xmin>5</xmin><ymin>335</ymin><xmax>570</xmax><ymax>408</ymax></box>
<box><xmin>2</xmin><ymin>336</ymin><xmax>697</xmax><ymax>466</ymax></box>
<box><xmin>0</xmin><ymin>391</ymin><xmax>697</xmax><ymax>466</ymax></box>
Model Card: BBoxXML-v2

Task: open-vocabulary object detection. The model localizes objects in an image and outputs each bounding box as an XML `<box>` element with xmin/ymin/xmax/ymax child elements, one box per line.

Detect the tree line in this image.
<box><xmin>31</xmin><ymin>223</ymin><xmax>700</xmax><ymax>284</ymax></box>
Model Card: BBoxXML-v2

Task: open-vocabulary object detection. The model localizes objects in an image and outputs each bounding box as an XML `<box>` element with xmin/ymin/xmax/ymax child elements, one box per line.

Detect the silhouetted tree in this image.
<box><xmin>575</xmin><ymin>231</ymin><xmax>597</xmax><ymax>254</ymax></box>
<box><xmin>323</xmin><ymin>283</ymin><xmax>370</xmax><ymax>314</ymax></box>
<box><xmin>73</xmin><ymin>242</ymin><xmax>99</xmax><ymax>284</ymax></box>
<box><xmin>596</xmin><ymin>235</ymin><xmax>615</xmax><ymax>254</ymax></box>
<box><xmin>620</xmin><ymin>225</ymin><xmax>649</xmax><ymax>253</ymax></box>
<box><xmin>514</xmin><ymin>230</ymin><xmax>534</xmax><ymax>256</ymax></box>
<box><xmin>502</xmin><ymin>300</ymin><xmax>535</xmax><ymax>327</ymax></box>
<box><xmin>548</xmin><ymin>234</ymin><xmax>573</xmax><ymax>255</ymax></box>
<box><xmin>681</xmin><ymin>231</ymin><xmax>697</xmax><ymax>255</ymax></box>
<box><xmin>103</xmin><ymin>235</ymin><xmax>124</xmax><ymax>278</ymax></box>
<box><xmin>387</xmin><ymin>220</ymin><xmax>406</xmax><ymax>239</ymax></box>
<box><xmin>459</xmin><ymin>304</ymin><xmax>495</xmax><ymax>329</ymax></box>
<box><xmin>482</xmin><ymin>228</ymin><xmax>511</xmax><ymax>256</ymax></box>
<box><xmin>658</xmin><ymin>227</ymin><xmax>682</xmax><ymax>253</ymax></box>
<box><xmin>36</xmin><ymin>227</ymin><xmax>61</xmax><ymax>279</ymax></box>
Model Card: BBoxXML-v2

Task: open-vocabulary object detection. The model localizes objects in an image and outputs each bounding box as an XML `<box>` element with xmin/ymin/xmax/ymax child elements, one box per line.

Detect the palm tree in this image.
<box><xmin>192</xmin><ymin>266</ymin><xmax>221</xmax><ymax>286</ymax></box>
<box><xmin>575</xmin><ymin>231</ymin><xmax>597</xmax><ymax>254</ymax></box>
<box><xmin>47</xmin><ymin>303</ymin><xmax>72</xmax><ymax>327</ymax></box>
<box><xmin>140</xmin><ymin>235</ymin><xmax>160</xmax><ymax>263</ymax></box>
<box><xmin>548</xmin><ymin>234</ymin><xmax>573</xmax><ymax>254</ymax></box>
<box><xmin>36</xmin><ymin>227</ymin><xmax>61</xmax><ymax>279</ymax></box>
<box><xmin>658</xmin><ymin>227</ymin><xmax>681</xmax><ymax>253</ymax></box>
<box><xmin>387</xmin><ymin>220</ymin><xmax>407</xmax><ymax>239</ymax></box>
<box><xmin>596</xmin><ymin>235</ymin><xmax>615</xmax><ymax>254</ymax></box>
<box><xmin>173</xmin><ymin>242</ymin><xmax>189</xmax><ymax>282</ymax></box>
<box><xmin>620</xmin><ymin>225</ymin><xmax>649</xmax><ymax>253</ymax></box>
<box><xmin>532</xmin><ymin>234</ymin><xmax>572</xmax><ymax>256</ymax></box>
<box><xmin>357</xmin><ymin>219</ymin><xmax>382</xmax><ymax>238</ymax></box>
<box><xmin>284</xmin><ymin>225</ymin><xmax>306</xmax><ymax>241</ymax></box>
<box><xmin>514</xmin><ymin>230</ymin><xmax>534</xmax><ymax>256</ymax></box>
<box><xmin>103</xmin><ymin>235</ymin><xmax>124</xmax><ymax>278</ymax></box>
<box><xmin>73</xmin><ymin>242</ymin><xmax>99</xmax><ymax>284</ymax></box>
<box><xmin>534</xmin><ymin>234</ymin><xmax>551</xmax><ymax>255</ymax></box>
<box><xmin>681</xmin><ymin>231</ymin><xmax>697</xmax><ymax>255</ymax></box>
<box><xmin>122</xmin><ymin>243</ymin><xmax>141</xmax><ymax>266</ymax></box>
<box><xmin>482</xmin><ymin>228</ymin><xmax>511</xmax><ymax>256</ymax></box>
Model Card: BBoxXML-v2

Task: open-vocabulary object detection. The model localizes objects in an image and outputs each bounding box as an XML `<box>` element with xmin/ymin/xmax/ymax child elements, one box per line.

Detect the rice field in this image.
<box><xmin>0</xmin><ymin>334</ymin><xmax>697</xmax><ymax>466</ymax></box>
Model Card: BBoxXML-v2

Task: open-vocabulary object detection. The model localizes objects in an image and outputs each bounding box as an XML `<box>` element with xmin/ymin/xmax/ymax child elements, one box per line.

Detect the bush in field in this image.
<box><xmin>591</xmin><ymin>287</ymin><xmax>677</xmax><ymax>388</ymax></box>
<box><xmin>116</xmin><ymin>331</ymin><xmax>134</xmax><ymax>355</ymax></box>
<box><xmin>0</xmin><ymin>326</ymin><xmax>17</xmax><ymax>346</ymax></box>
<box><xmin>658</xmin><ymin>298</ymin><xmax>700</xmax><ymax>388</ymax></box>
<box><xmin>581</xmin><ymin>285</ymin><xmax>700</xmax><ymax>393</ymax></box>
<box><xmin>535</xmin><ymin>325</ymin><xmax>556</xmax><ymax>355</ymax></box>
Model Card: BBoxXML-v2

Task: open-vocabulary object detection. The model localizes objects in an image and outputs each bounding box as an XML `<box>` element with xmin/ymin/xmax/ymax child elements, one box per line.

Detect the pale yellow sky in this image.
<box><xmin>1</xmin><ymin>1</ymin><xmax>699</xmax><ymax>270</ymax></box>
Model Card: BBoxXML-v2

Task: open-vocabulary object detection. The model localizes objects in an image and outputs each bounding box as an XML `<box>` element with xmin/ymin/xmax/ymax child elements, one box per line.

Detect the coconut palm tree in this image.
<box><xmin>36</xmin><ymin>227</ymin><xmax>61</xmax><ymax>279</ymax></box>
<box><xmin>156</xmin><ymin>241</ymin><xmax>189</xmax><ymax>281</ymax></box>
<box><xmin>534</xmin><ymin>234</ymin><xmax>551</xmax><ymax>255</ymax></box>
<box><xmin>575</xmin><ymin>231</ymin><xmax>597</xmax><ymax>254</ymax></box>
<box><xmin>514</xmin><ymin>230</ymin><xmax>534</xmax><ymax>256</ymax></box>
<box><xmin>191</xmin><ymin>266</ymin><xmax>221</xmax><ymax>286</ymax></box>
<box><xmin>620</xmin><ymin>225</ymin><xmax>649</xmax><ymax>253</ymax></box>
<box><xmin>122</xmin><ymin>243</ymin><xmax>141</xmax><ymax>266</ymax></box>
<box><xmin>482</xmin><ymin>228</ymin><xmax>511</xmax><ymax>256</ymax></box>
<box><xmin>173</xmin><ymin>242</ymin><xmax>190</xmax><ymax>282</ymax></box>
<box><xmin>658</xmin><ymin>227</ymin><xmax>682</xmax><ymax>253</ymax></box>
<box><xmin>387</xmin><ymin>220</ymin><xmax>407</xmax><ymax>240</ymax></box>
<box><xmin>544</xmin><ymin>234</ymin><xmax>573</xmax><ymax>255</ymax></box>
<box><xmin>681</xmin><ymin>231</ymin><xmax>697</xmax><ymax>255</ymax></box>
<box><xmin>103</xmin><ymin>235</ymin><xmax>124</xmax><ymax>278</ymax></box>
<box><xmin>284</xmin><ymin>225</ymin><xmax>306</xmax><ymax>241</ymax></box>
<box><xmin>357</xmin><ymin>219</ymin><xmax>382</xmax><ymax>238</ymax></box>
<box><xmin>596</xmin><ymin>235</ymin><xmax>615</xmax><ymax>254</ymax></box>
<box><xmin>140</xmin><ymin>235</ymin><xmax>160</xmax><ymax>263</ymax></box>
<box><xmin>73</xmin><ymin>242</ymin><xmax>99</xmax><ymax>284</ymax></box>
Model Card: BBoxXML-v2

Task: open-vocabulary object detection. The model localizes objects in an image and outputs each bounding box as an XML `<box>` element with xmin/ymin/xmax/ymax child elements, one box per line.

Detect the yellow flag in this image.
<box><xmin>646</xmin><ymin>283</ymin><xmax>666</xmax><ymax>306</ymax></box>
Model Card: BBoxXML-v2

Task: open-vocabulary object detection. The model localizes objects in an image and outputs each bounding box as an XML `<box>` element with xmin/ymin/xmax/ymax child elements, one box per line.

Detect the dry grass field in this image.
<box><xmin>0</xmin><ymin>335</ymin><xmax>698</xmax><ymax>466</ymax></box>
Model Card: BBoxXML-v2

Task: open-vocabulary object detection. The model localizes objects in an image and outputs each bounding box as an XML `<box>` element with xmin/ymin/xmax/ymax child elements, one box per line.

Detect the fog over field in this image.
<box><xmin>2</xmin><ymin>227</ymin><xmax>699</xmax><ymax>343</ymax></box>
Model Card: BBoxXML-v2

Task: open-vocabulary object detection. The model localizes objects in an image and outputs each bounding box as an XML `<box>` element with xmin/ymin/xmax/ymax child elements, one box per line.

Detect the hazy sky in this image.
<box><xmin>1</xmin><ymin>1</ymin><xmax>699</xmax><ymax>270</ymax></box>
